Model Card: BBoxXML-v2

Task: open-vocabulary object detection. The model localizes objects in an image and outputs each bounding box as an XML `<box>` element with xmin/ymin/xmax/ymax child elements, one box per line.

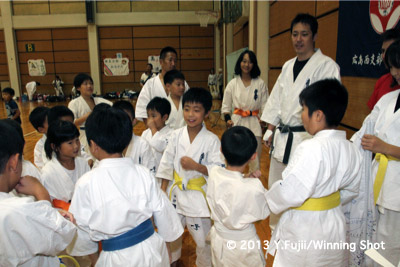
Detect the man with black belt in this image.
<box><xmin>260</xmin><ymin>13</ymin><xmax>340</xmax><ymax>230</ymax></box>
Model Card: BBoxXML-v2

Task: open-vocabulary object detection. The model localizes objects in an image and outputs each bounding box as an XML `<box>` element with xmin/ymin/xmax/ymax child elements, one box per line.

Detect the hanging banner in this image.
<box><xmin>336</xmin><ymin>1</ymin><xmax>400</xmax><ymax>78</ymax></box>
<box><xmin>103</xmin><ymin>57</ymin><xmax>129</xmax><ymax>76</ymax></box>
<box><xmin>148</xmin><ymin>55</ymin><xmax>161</xmax><ymax>74</ymax></box>
<box><xmin>28</xmin><ymin>59</ymin><xmax>46</xmax><ymax>76</ymax></box>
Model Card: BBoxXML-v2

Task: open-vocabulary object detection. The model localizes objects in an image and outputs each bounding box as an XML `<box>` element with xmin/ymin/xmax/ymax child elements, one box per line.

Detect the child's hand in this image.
<box><xmin>147</xmin><ymin>118</ymin><xmax>157</xmax><ymax>135</ymax></box>
<box><xmin>246</xmin><ymin>170</ymin><xmax>261</xmax><ymax>178</ymax></box>
<box><xmin>15</xmin><ymin>176</ymin><xmax>51</xmax><ymax>202</ymax></box>
<box><xmin>361</xmin><ymin>134</ymin><xmax>387</xmax><ymax>154</ymax></box>
<box><xmin>180</xmin><ymin>156</ymin><xmax>199</xmax><ymax>171</ymax></box>
<box><xmin>58</xmin><ymin>209</ymin><xmax>76</xmax><ymax>224</ymax></box>
<box><xmin>226</xmin><ymin>120</ymin><xmax>234</xmax><ymax>128</ymax></box>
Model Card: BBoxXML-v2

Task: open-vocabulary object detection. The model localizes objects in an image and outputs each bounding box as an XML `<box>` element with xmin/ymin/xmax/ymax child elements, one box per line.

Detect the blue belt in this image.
<box><xmin>79</xmin><ymin>127</ymin><xmax>85</xmax><ymax>130</ymax></box>
<box><xmin>101</xmin><ymin>218</ymin><xmax>154</xmax><ymax>251</ymax></box>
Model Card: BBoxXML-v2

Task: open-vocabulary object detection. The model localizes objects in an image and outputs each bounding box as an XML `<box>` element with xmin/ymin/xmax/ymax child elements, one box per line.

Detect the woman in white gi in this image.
<box><xmin>41</xmin><ymin>120</ymin><xmax>90</xmax><ymax>210</ymax></box>
<box><xmin>221</xmin><ymin>50</ymin><xmax>269</xmax><ymax>172</ymax></box>
<box><xmin>353</xmin><ymin>40</ymin><xmax>400</xmax><ymax>265</ymax></box>
<box><xmin>68</xmin><ymin>73</ymin><xmax>112</xmax><ymax>156</ymax></box>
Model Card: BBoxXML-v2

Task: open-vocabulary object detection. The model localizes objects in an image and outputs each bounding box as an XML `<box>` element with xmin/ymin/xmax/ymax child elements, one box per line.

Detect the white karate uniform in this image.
<box><xmin>41</xmin><ymin>156</ymin><xmax>90</xmax><ymax>202</ymax></box>
<box><xmin>33</xmin><ymin>135</ymin><xmax>47</xmax><ymax>170</ymax></box>
<box><xmin>261</xmin><ymin>49</ymin><xmax>340</xmax><ymax>229</ymax></box>
<box><xmin>135</xmin><ymin>75</ymin><xmax>189</xmax><ymax>120</ymax></box>
<box><xmin>25</xmin><ymin>81</ymin><xmax>37</xmax><ymax>101</ymax></box>
<box><xmin>206</xmin><ymin>166</ymin><xmax>269</xmax><ymax>267</ymax></box>
<box><xmin>68</xmin><ymin>158</ymin><xmax>184</xmax><ymax>266</ymax></box>
<box><xmin>125</xmin><ymin>134</ymin><xmax>157</xmax><ymax>175</ymax></box>
<box><xmin>166</xmin><ymin>94</ymin><xmax>186</xmax><ymax>130</ymax></box>
<box><xmin>156</xmin><ymin>125</ymin><xmax>225</xmax><ymax>267</ymax></box>
<box><xmin>266</xmin><ymin>130</ymin><xmax>362</xmax><ymax>267</ymax></box>
<box><xmin>68</xmin><ymin>96</ymin><xmax>112</xmax><ymax>155</ymax></box>
<box><xmin>352</xmin><ymin>89</ymin><xmax>400</xmax><ymax>265</ymax></box>
<box><xmin>0</xmin><ymin>193</ymin><xmax>76</xmax><ymax>267</ymax></box>
<box><xmin>141</xmin><ymin>125</ymin><xmax>174</xmax><ymax>185</ymax></box>
<box><xmin>10</xmin><ymin>159</ymin><xmax>43</xmax><ymax>198</ymax></box>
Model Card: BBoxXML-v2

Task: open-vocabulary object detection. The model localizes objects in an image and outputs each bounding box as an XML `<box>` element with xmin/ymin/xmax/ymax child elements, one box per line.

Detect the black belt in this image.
<box><xmin>277</xmin><ymin>123</ymin><xmax>306</xmax><ymax>164</ymax></box>
<box><xmin>79</xmin><ymin>127</ymin><xmax>85</xmax><ymax>130</ymax></box>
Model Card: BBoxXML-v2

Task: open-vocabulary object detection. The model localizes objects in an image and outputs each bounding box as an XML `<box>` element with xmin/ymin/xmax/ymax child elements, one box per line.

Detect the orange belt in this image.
<box><xmin>233</xmin><ymin>108</ymin><xmax>259</xmax><ymax>117</ymax></box>
<box><xmin>52</xmin><ymin>199</ymin><xmax>71</xmax><ymax>211</ymax></box>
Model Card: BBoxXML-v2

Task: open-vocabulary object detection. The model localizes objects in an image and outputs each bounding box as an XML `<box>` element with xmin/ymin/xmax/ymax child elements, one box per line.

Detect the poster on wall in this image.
<box><xmin>148</xmin><ymin>55</ymin><xmax>161</xmax><ymax>74</ymax></box>
<box><xmin>336</xmin><ymin>1</ymin><xmax>400</xmax><ymax>78</ymax></box>
<box><xmin>28</xmin><ymin>59</ymin><xmax>46</xmax><ymax>76</ymax></box>
<box><xmin>103</xmin><ymin>57</ymin><xmax>129</xmax><ymax>76</ymax></box>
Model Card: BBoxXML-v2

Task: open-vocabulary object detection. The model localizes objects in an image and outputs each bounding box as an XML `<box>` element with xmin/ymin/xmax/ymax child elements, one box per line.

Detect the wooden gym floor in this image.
<box><xmin>0</xmin><ymin>98</ymin><xmax>273</xmax><ymax>267</ymax></box>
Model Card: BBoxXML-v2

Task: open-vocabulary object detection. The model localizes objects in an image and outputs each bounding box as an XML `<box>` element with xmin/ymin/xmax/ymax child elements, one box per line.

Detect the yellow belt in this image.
<box><xmin>293</xmin><ymin>191</ymin><xmax>340</xmax><ymax>211</ymax></box>
<box><xmin>169</xmin><ymin>171</ymin><xmax>207</xmax><ymax>200</ymax></box>
<box><xmin>373</xmin><ymin>153</ymin><xmax>400</xmax><ymax>205</ymax></box>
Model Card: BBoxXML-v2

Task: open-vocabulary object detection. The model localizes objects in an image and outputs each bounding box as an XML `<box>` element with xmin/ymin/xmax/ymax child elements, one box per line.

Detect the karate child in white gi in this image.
<box><xmin>165</xmin><ymin>69</ymin><xmax>186</xmax><ymax>130</ymax></box>
<box><xmin>41</xmin><ymin>120</ymin><xmax>90</xmax><ymax>211</ymax></box>
<box><xmin>0</xmin><ymin>120</ymin><xmax>76</xmax><ymax>267</ymax></box>
<box><xmin>29</xmin><ymin>106</ymin><xmax>50</xmax><ymax>170</ymax></box>
<box><xmin>353</xmin><ymin>40</ymin><xmax>400</xmax><ymax>265</ymax></box>
<box><xmin>207</xmin><ymin>126</ymin><xmax>270</xmax><ymax>267</ymax></box>
<box><xmin>67</xmin><ymin>105</ymin><xmax>183</xmax><ymax>266</ymax></box>
<box><xmin>141</xmin><ymin>97</ymin><xmax>174</xmax><ymax>186</ymax></box>
<box><xmin>113</xmin><ymin>100</ymin><xmax>156</xmax><ymax>174</ymax></box>
<box><xmin>157</xmin><ymin>87</ymin><xmax>225</xmax><ymax>267</ymax></box>
<box><xmin>266</xmin><ymin>79</ymin><xmax>362</xmax><ymax>266</ymax></box>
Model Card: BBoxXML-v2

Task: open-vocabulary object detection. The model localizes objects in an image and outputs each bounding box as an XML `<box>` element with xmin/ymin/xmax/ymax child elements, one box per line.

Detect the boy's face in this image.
<box><xmin>160</xmin><ymin>52</ymin><xmax>177</xmax><ymax>72</ymax></box>
<box><xmin>7</xmin><ymin>154</ymin><xmax>22</xmax><ymax>192</ymax></box>
<box><xmin>168</xmin><ymin>79</ymin><xmax>185</xmax><ymax>97</ymax></box>
<box><xmin>183</xmin><ymin>102</ymin><xmax>208</xmax><ymax>129</ymax></box>
<box><xmin>146</xmin><ymin>109</ymin><xmax>168</xmax><ymax>131</ymax></box>
<box><xmin>301</xmin><ymin>104</ymin><xmax>319</xmax><ymax>135</ymax></box>
<box><xmin>77</xmin><ymin>79</ymin><xmax>94</xmax><ymax>97</ymax></box>
<box><xmin>291</xmin><ymin>22</ymin><xmax>315</xmax><ymax>59</ymax></box>
<box><xmin>2</xmin><ymin>93</ymin><xmax>11</xmax><ymax>102</ymax></box>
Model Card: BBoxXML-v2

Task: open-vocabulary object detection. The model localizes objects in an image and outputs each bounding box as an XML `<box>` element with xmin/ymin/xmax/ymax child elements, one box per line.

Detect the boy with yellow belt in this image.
<box><xmin>266</xmin><ymin>79</ymin><xmax>362</xmax><ymax>266</ymax></box>
<box><xmin>157</xmin><ymin>88</ymin><xmax>225</xmax><ymax>267</ymax></box>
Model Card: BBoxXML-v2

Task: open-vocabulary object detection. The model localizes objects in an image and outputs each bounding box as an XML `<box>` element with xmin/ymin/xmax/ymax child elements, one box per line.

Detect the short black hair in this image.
<box><xmin>385</xmin><ymin>39</ymin><xmax>400</xmax><ymax>69</ymax></box>
<box><xmin>160</xmin><ymin>46</ymin><xmax>178</xmax><ymax>60</ymax></box>
<box><xmin>164</xmin><ymin>69</ymin><xmax>185</xmax><ymax>85</ymax></box>
<box><xmin>29</xmin><ymin>106</ymin><xmax>50</xmax><ymax>130</ymax></box>
<box><xmin>2</xmin><ymin>119</ymin><xmax>23</xmax><ymax>142</ymax></box>
<box><xmin>182</xmin><ymin>87</ymin><xmax>212</xmax><ymax>114</ymax></box>
<box><xmin>146</xmin><ymin>97</ymin><xmax>171</xmax><ymax>117</ymax></box>
<box><xmin>48</xmin><ymin>105</ymin><xmax>74</xmax><ymax>125</ymax></box>
<box><xmin>0</xmin><ymin>120</ymin><xmax>24</xmax><ymax>174</ymax></box>
<box><xmin>73</xmin><ymin>73</ymin><xmax>93</xmax><ymax>89</ymax></box>
<box><xmin>221</xmin><ymin>126</ymin><xmax>257</xmax><ymax>166</ymax></box>
<box><xmin>234</xmin><ymin>50</ymin><xmax>261</xmax><ymax>78</ymax></box>
<box><xmin>382</xmin><ymin>28</ymin><xmax>400</xmax><ymax>43</ymax></box>
<box><xmin>44</xmin><ymin>120</ymin><xmax>80</xmax><ymax>159</ymax></box>
<box><xmin>2</xmin><ymin>87</ymin><xmax>15</xmax><ymax>96</ymax></box>
<box><xmin>299</xmin><ymin>79</ymin><xmax>348</xmax><ymax>127</ymax></box>
<box><xmin>291</xmin><ymin>13</ymin><xmax>318</xmax><ymax>37</ymax></box>
<box><xmin>113</xmin><ymin>100</ymin><xmax>135</xmax><ymax>120</ymax></box>
<box><xmin>86</xmin><ymin>106</ymin><xmax>132</xmax><ymax>154</ymax></box>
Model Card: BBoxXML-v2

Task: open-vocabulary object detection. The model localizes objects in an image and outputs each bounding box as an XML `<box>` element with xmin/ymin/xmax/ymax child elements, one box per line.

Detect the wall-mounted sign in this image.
<box><xmin>25</xmin><ymin>43</ymin><xmax>35</xmax><ymax>52</ymax></box>
<box><xmin>28</xmin><ymin>59</ymin><xmax>46</xmax><ymax>76</ymax></box>
<box><xmin>148</xmin><ymin>55</ymin><xmax>161</xmax><ymax>73</ymax></box>
<box><xmin>103</xmin><ymin>57</ymin><xmax>129</xmax><ymax>76</ymax></box>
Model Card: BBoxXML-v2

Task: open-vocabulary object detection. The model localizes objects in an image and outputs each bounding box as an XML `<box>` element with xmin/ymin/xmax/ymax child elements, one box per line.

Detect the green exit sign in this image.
<box><xmin>25</xmin><ymin>43</ymin><xmax>35</xmax><ymax>52</ymax></box>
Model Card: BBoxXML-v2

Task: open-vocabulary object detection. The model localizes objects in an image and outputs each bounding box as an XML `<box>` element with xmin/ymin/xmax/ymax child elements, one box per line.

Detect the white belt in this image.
<box><xmin>214</xmin><ymin>222</ymin><xmax>257</xmax><ymax>241</ymax></box>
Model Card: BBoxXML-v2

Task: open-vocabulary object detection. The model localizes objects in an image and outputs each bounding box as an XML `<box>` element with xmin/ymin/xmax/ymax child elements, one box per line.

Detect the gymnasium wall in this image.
<box><xmin>0</xmin><ymin>30</ymin><xmax>9</xmax><ymax>83</ymax></box>
<box><xmin>233</xmin><ymin>22</ymin><xmax>249</xmax><ymax>52</ymax></box>
<box><xmin>268</xmin><ymin>1</ymin><xmax>375</xmax><ymax>136</ymax></box>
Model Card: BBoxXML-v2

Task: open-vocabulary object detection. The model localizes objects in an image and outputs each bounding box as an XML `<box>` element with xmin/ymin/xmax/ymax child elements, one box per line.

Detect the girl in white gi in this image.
<box><xmin>157</xmin><ymin>88</ymin><xmax>225</xmax><ymax>267</ymax></box>
<box><xmin>41</xmin><ymin>120</ymin><xmax>90</xmax><ymax>210</ymax></box>
<box><xmin>222</xmin><ymin>50</ymin><xmax>268</xmax><ymax>172</ymax></box>
<box><xmin>113</xmin><ymin>100</ymin><xmax>157</xmax><ymax>174</ymax></box>
<box><xmin>352</xmin><ymin>41</ymin><xmax>400</xmax><ymax>265</ymax></box>
<box><xmin>142</xmin><ymin>97</ymin><xmax>174</xmax><ymax>186</ymax></box>
<box><xmin>207</xmin><ymin>126</ymin><xmax>269</xmax><ymax>267</ymax></box>
<box><xmin>165</xmin><ymin>69</ymin><xmax>186</xmax><ymax>130</ymax></box>
<box><xmin>68</xmin><ymin>73</ymin><xmax>112</xmax><ymax>157</ymax></box>
<box><xmin>266</xmin><ymin>79</ymin><xmax>362</xmax><ymax>266</ymax></box>
<box><xmin>0</xmin><ymin>121</ymin><xmax>76</xmax><ymax>267</ymax></box>
<box><xmin>29</xmin><ymin>106</ymin><xmax>50</xmax><ymax>170</ymax></box>
<box><xmin>68</xmin><ymin>106</ymin><xmax>183</xmax><ymax>266</ymax></box>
